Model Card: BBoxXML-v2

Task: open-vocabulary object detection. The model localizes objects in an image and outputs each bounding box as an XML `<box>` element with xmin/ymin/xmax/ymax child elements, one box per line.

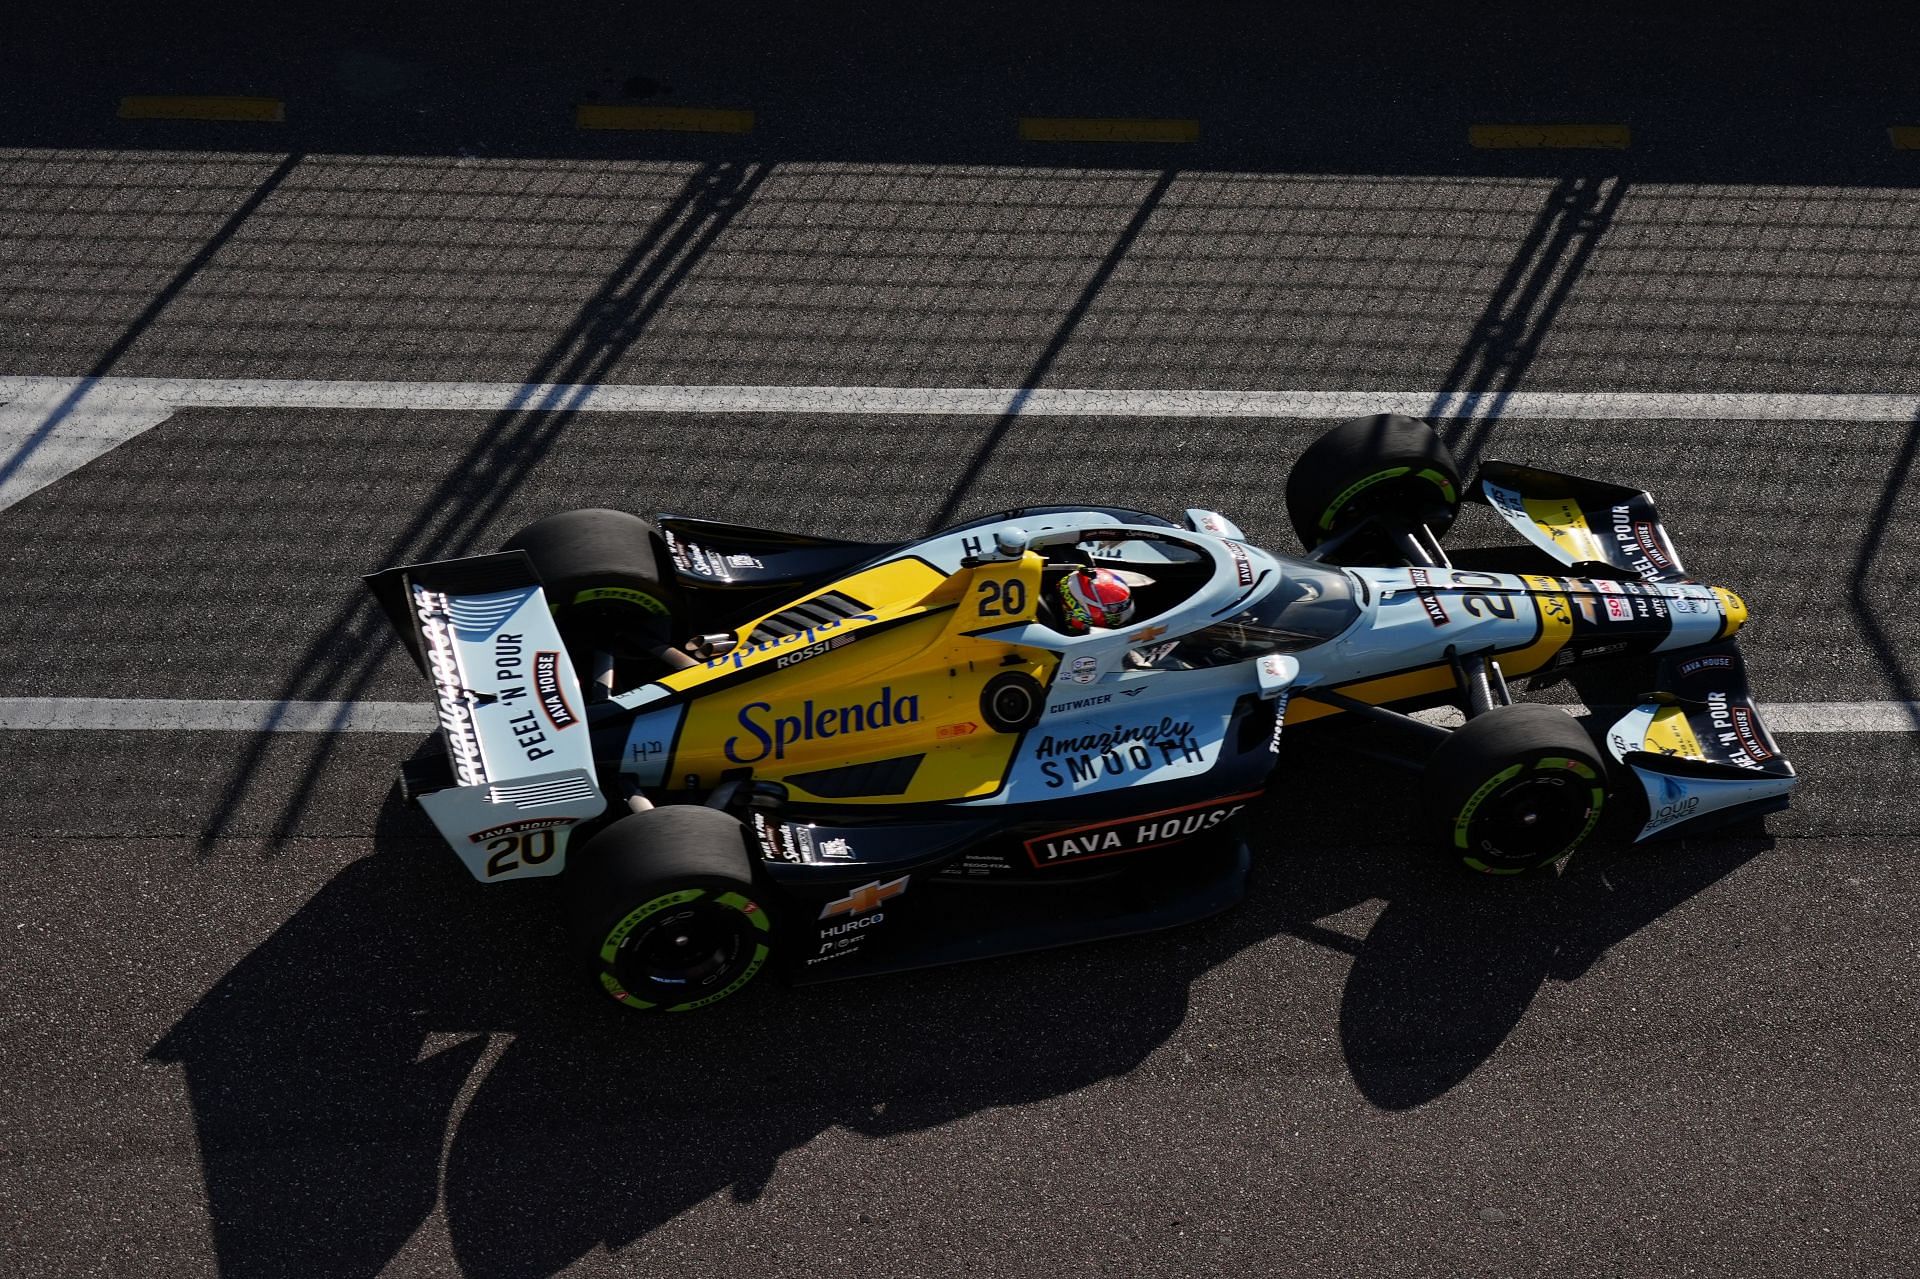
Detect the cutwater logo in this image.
<box><xmin>725</xmin><ymin>687</ymin><xmax>921</xmax><ymax>763</ymax></box>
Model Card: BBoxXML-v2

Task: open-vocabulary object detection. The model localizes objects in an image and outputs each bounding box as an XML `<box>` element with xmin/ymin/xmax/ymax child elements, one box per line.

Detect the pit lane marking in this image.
<box><xmin>11</xmin><ymin>375</ymin><xmax>1920</xmax><ymax>515</ymax></box>
<box><xmin>0</xmin><ymin>698</ymin><xmax>1912</xmax><ymax>735</ymax></box>
<box><xmin>14</xmin><ymin>376</ymin><xmax>1920</xmax><ymax>421</ymax></box>
<box><xmin>0</xmin><ymin>698</ymin><xmax>433</xmax><ymax>733</ymax></box>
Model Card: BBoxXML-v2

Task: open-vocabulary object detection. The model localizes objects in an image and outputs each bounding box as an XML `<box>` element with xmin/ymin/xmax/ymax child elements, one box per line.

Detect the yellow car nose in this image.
<box><xmin>1711</xmin><ymin>587</ymin><xmax>1748</xmax><ymax>639</ymax></box>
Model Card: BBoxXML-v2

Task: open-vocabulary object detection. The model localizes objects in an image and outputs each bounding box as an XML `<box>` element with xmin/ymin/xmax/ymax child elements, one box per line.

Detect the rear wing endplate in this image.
<box><xmin>363</xmin><ymin>552</ymin><xmax>607</xmax><ymax>879</ymax></box>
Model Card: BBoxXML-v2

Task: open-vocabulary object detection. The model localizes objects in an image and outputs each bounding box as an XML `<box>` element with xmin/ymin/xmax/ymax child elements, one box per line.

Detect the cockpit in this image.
<box><xmin>1026</xmin><ymin>529</ymin><xmax>1362</xmax><ymax>662</ymax></box>
<box><xmin>1174</xmin><ymin>557</ymin><xmax>1361</xmax><ymax>666</ymax></box>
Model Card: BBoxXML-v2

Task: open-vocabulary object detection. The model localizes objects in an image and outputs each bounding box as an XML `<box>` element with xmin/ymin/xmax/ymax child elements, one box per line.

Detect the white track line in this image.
<box><xmin>0</xmin><ymin>398</ymin><xmax>176</xmax><ymax>512</ymax></box>
<box><xmin>0</xmin><ymin>698</ymin><xmax>435</xmax><ymax>733</ymax></box>
<box><xmin>0</xmin><ymin>697</ymin><xmax>1912</xmax><ymax>735</ymax></box>
<box><xmin>6</xmin><ymin>375</ymin><xmax>1920</xmax><ymax>420</ymax></box>
<box><xmin>8</xmin><ymin>374</ymin><xmax>1920</xmax><ymax>514</ymax></box>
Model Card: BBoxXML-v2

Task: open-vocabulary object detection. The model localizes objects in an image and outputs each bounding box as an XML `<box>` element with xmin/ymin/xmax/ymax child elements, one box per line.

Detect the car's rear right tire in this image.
<box><xmin>566</xmin><ymin>807</ymin><xmax>776</xmax><ymax>1013</ymax></box>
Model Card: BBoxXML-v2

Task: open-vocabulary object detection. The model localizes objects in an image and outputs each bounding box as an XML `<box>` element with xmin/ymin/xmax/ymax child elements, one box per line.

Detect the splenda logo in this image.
<box><xmin>725</xmin><ymin>687</ymin><xmax>921</xmax><ymax>763</ymax></box>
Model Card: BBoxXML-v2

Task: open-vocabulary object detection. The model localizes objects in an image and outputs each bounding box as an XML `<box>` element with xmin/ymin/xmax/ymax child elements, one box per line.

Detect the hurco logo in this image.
<box><xmin>819</xmin><ymin>876</ymin><xmax>908</xmax><ymax>920</ymax></box>
<box><xmin>724</xmin><ymin>687</ymin><xmax>922</xmax><ymax>763</ymax></box>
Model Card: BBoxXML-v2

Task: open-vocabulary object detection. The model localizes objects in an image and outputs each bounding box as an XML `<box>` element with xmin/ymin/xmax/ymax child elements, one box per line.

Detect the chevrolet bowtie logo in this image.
<box><xmin>819</xmin><ymin>876</ymin><xmax>909</xmax><ymax>920</ymax></box>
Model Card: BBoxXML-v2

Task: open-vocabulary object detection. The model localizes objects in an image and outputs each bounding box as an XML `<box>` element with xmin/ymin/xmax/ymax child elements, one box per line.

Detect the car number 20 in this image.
<box><xmin>485</xmin><ymin>829</ymin><xmax>557</xmax><ymax>876</ymax></box>
<box><xmin>977</xmin><ymin>578</ymin><xmax>1027</xmax><ymax>618</ymax></box>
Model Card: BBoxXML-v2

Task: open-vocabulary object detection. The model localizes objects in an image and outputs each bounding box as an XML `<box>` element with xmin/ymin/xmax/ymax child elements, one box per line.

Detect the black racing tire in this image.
<box><xmin>565</xmin><ymin>807</ymin><xmax>776</xmax><ymax>1013</ymax></box>
<box><xmin>1421</xmin><ymin>704</ymin><xmax>1608</xmax><ymax>874</ymax></box>
<box><xmin>1284</xmin><ymin>414</ymin><xmax>1462</xmax><ymax>552</ymax></box>
<box><xmin>501</xmin><ymin>508</ymin><xmax>679</xmax><ymax>657</ymax></box>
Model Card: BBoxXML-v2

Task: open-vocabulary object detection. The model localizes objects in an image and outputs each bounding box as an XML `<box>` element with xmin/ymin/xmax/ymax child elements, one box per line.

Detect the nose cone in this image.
<box><xmin>1711</xmin><ymin>586</ymin><xmax>1748</xmax><ymax>638</ymax></box>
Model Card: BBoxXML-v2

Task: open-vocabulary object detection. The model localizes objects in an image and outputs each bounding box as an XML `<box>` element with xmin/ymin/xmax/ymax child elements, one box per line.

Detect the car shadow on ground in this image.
<box><xmin>150</xmin><ymin>740</ymin><xmax>1769</xmax><ymax>1278</ymax></box>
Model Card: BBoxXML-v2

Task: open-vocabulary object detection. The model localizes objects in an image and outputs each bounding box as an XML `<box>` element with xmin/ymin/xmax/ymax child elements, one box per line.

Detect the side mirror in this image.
<box><xmin>994</xmin><ymin>526</ymin><xmax>1031</xmax><ymax>558</ymax></box>
<box><xmin>1253</xmin><ymin>653</ymin><xmax>1298</xmax><ymax>699</ymax></box>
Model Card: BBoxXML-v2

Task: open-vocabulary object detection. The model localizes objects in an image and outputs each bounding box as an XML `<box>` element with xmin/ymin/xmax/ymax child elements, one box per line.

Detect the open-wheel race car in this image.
<box><xmin>366</xmin><ymin>415</ymin><xmax>1798</xmax><ymax>1013</ymax></box>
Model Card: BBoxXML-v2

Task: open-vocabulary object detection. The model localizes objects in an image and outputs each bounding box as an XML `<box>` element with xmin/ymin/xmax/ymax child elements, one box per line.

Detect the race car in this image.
<box><xmin>366</xmin><ymin>414</ymin><xmax>1797</xmax><ymax>1013</ymax></box>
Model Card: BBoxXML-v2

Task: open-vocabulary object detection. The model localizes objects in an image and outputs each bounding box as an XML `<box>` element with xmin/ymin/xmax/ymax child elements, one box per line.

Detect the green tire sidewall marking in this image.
<box><xmin>1457</xmin><ymin>757</ymin><xmax>1608</xmax><ymax>866</ymax></box>
<box><xmin>1415</xmin><ymin>467</ymin><xmax>1459</xmax><ymax>505</ymax></box>
<box><xmin>600</xmin><ymin>888</ymin><xmax>703</xmax><ymax>963</ymax></box>
<box><xmin>600</xmin><ymin>888</ymin><xmax>772</xmax><ymax>1011</ymax></box>
<box><xmin>1454</xmin><ymin>763</ymin><xmax>1524</xmax><ymax>849</ymax></box>
<box><xmin>1317</xmin><ymin>467</ymin><xmax>1410</xmax><ymax>531</ymax></box>
<box><xmin>1538</xmin><ymin>755</ymin><xmax>1598</xmax><ymax>780</ymax></box>
<box><xmin>716</xmin><ymin>890</ymin><xmax>771</xmax><ymax>932</ymax></box>
<box><xmin>599</xmin><ymin>971</ymin><xmax>657</xmax><ymax>1010</ymax></box>
<box><xmin>666</xmin><ymin>942</ymin><xmax>771</xmax><ymax>1013</ymax></box>
<box><xmin>1531</xmin><ymin>755</ymin><xmax>1606</xmax><ymax>859</ymax></box>
<box><xmin>573</xmin><ymin>585</ymin><xmax>672</xmax><ymax>616</ymax></box>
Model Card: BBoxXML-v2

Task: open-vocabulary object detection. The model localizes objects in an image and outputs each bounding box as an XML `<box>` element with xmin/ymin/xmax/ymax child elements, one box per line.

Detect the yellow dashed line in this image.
<box><xmin>575</xmin><ymin>105</ymin><xmax>754</xmax><ymax>133</ymax></box>
<box><xmin>1470</xmin><ymin>124</ymin><xmax>1630</xmax><ymax>150</ymax></box>
<box><xmin>118</xmin><ymin>96</ymin><xmax>285</xmax><ymax>122</ymax></box>
<box><xmin>1018</xmin><ymin>117</ymin><xmax>1199</xmax><ymax>143</ymax></box>
<box><xmin>1890</xmin><ymin>127</ymin><xmax>1920</xmax><ymax>150</ymax></box>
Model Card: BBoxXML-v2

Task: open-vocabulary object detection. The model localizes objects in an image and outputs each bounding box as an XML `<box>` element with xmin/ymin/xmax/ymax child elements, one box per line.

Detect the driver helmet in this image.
<box><xmin>1058</xmin><ymin>567</ymin><xmax>1136</xmax><ymax>633</ymax></box>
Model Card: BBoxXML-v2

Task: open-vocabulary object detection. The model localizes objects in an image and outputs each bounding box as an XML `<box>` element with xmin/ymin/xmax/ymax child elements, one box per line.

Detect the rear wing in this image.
<box><xmin>363</xmin><ymin>552</ymin><xmax>606</xmax><ymax>880</ymax></box>
<box><xmin>1475</xmin><ymin>461</ymin><xmax>1688</xmax><ymax>584</ymax></box>
<box><xmin>1603</xmin><ymin>640</ymin><xmax>1797</xmax><ymax>841</ymax></box>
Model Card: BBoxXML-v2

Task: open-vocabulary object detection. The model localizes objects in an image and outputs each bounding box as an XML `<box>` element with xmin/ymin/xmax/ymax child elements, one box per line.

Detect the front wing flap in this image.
<box><xmin>1603</xmin><ymin>640</ymin><xmax>1797</xmax><ymax>841</ymax></box>
<box><xmin>1477</xmin><ymin>460</ymin><xmax>1688</xmax><ymax>584</ymax></box>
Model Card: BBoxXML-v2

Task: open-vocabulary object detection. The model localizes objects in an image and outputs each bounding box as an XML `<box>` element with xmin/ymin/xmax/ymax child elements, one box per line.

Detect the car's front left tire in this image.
<box><xmin>1284</xmin><ymin>414</ymin><xmax>1462</xmax><ymax>553</ymax></box>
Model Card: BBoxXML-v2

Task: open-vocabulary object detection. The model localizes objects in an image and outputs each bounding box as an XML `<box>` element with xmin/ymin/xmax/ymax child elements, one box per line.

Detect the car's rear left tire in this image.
<box><xmin>1422</xmin><ymin>704</ymin><xmax>1608</xmax><ymax>874</ymax></box>
<box><xmin>500</xmin><ymin>508</ymin><xmax>679</xmax><ymax>659</ymax></box>
<box><xmin>1284</xmin><ymin>414</ymin><xmax>1462</xmax><ymax>553</ymax></box>
<box><xmin>566</xmin><ymin>807</ymin><xmax>776</xmax><ymax>1012</ymax></box>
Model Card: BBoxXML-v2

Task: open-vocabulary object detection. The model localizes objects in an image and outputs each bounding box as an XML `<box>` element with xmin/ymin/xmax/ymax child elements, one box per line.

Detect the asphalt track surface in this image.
<box><xmin>6</xmin><ymin>8</ymin><xmax>1920</xmax><ymax>1277</ymax></box>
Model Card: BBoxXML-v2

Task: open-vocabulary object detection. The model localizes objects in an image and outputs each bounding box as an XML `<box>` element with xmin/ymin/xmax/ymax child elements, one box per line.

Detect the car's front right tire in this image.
<box><xmin>1421</xmin><ymin>704</ymin><xmax>1609</xmax><ymax>874</ymax></box>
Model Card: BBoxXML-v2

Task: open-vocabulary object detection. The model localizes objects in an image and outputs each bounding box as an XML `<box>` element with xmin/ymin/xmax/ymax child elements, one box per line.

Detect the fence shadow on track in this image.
<box><xmin>1430</xmin><ymin>172</ymin><xmax>1628</xmax><ymax>470</ymax></box>
<box><xmin>150</xmin><ymin>744</ymin><xmax>1765</xmax><ymax>1279</ymax></box>
<box><xmin>1849</xmin><ymin>410</ymin><xmax>1920</xmax><ymax>732</ymax></box>
<box><xmin>0</xmin><ymin>151</ymin><xmax>303</xmax><ymax>492</ymax></box>
<box><xmin>191</xmin><ymin>157</ymin><xmax>771</xmax><ymax>851</ymax></box>
<box><xmin>924</xmin><ymin>167</ymin><xmax>1177</xmax><ymax>532</ymax></box>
